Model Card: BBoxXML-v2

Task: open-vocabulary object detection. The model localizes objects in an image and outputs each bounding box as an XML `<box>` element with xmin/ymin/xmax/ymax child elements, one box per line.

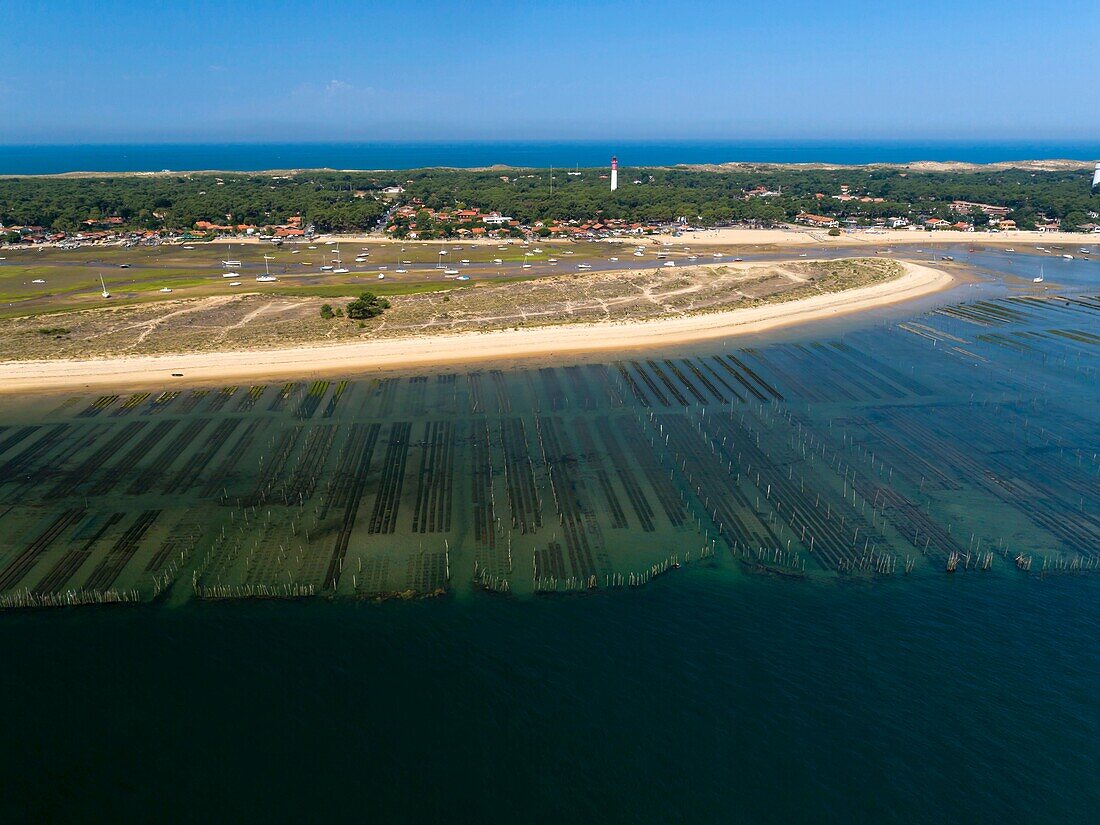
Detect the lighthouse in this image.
<box><xmin>1093</xmin><ymin>162</ymin><xmax>1100</xmax><ymax>189</ymax></box>
<box><xmin>610</xmin><ymin>156</ymin><xmax>618</xmax><ymax>192</ymax></box>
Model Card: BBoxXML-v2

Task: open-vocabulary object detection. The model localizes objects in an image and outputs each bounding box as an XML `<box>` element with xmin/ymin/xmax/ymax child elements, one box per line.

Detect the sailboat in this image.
<box><xmin>99</xmin><ymin>273</ymin><xmax>111</xmax><ymax>299</ymax></box>
<box><xmin>256</xmin><ymin>255</ymin><xmax>277</xmax><ymax>282</ymax></box>
<box><xmin>1033</xmin><ymin>265</ymin><xmax>1044</xmax><ymax>284</ymax></box>
<box><xmin>220</xmin><ymin>245</ymin><xmax>242</xmax><ymax>269</ymax></box>
<box><xmin>221</xmin><ymin>245</ymin><xmax>241</xmax><ymax>277</ymax></box>
<box><xmin>332</xmin><ymin>244</ymin><xmax>349</xmax><ymax>274</ymax></box>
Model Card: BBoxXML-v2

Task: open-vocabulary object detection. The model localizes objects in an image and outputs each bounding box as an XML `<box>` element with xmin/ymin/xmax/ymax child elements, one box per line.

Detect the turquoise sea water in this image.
<box><xmin>1</xmin><ymin>140</ymin><xmax>1099</xmax><ymax>174</ymax></box>
<box><xmin>0</xmin><ymin>248</ymin><xmax>1098</xmax><ymax>821</ymax></box>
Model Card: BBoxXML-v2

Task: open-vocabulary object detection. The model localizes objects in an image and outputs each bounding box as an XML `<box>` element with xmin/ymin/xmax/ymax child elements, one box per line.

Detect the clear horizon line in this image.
<box><xmin>3</xmin><ymin>137</ymin><xmax>1100</xmax><ymax>148</ymax></box>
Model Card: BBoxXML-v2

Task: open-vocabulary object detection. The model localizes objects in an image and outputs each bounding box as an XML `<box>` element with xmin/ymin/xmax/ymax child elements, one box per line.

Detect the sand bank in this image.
<box><xmin>0</xmin><ymin>261</ymin><xmax>953</xmax><ymax>393</ymax></box>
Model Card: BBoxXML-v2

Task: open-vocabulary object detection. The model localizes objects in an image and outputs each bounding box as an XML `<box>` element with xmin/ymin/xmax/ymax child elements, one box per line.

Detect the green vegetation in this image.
<box><xmin>397</xmin><ymin>166</ymin><xmax>1099</xmax><ymax>230</ymax></box>
<box><xmin>35</xmin><ymin>326</ymin><xmax>69</xmax><ymax>335</ymax></box>
<box><xmin>0</xmin><ymin>171</ymin><xmax>397</xmax><ymax>234</ymax></box>
<box><xmin>2</xmin><ymin>165</ymin><xmax>1096</xmax><ymax>239</ymax></box>
<box><xmin>319</xmin><ymin>303</ymin><xmax>335</xmax><ymax>319</ymax></box>
<box><xmin>345</xmin><ymin>291</ymin><xmax>391</xmax><ymax>320</ymax></box>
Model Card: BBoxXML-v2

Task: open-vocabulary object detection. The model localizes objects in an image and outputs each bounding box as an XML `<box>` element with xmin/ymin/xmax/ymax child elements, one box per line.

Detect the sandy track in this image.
<box><xmin>0</xmin><ymin>261</ymin><xmax>953</xmax><ymax>393</ymax></box>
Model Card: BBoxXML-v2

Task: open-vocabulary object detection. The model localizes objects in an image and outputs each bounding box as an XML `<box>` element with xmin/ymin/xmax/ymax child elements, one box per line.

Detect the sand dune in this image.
<box><xmin>0</xmin><ymin>261</ymin><xmax>953</xmax><ymax>393</ymax></box>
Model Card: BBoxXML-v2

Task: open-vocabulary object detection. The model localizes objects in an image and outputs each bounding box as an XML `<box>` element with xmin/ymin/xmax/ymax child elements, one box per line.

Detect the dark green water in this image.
<box><xmin>0</xmin><ymin>247</ymin><xmax>1097</xmax><ymax>821</ymax></box>
<box><xmin>2</xmin><ymin>572</ymin><xmax>1098</xmax><ymax>822</ymax></box>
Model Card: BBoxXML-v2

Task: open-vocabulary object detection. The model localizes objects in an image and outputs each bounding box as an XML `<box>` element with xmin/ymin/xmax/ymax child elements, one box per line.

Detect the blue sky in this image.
<box><xmin>1</xmin><ymin>0</ymin><xmax>1097</xmax><ymax>143</ymax></box>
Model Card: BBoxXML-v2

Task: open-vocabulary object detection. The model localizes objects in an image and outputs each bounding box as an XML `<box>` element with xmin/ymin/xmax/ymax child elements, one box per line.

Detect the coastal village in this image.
<box><xmin>2</xmin><ymin>171</ymin><xmax>1098</xmax><ymax>249</ymax></box>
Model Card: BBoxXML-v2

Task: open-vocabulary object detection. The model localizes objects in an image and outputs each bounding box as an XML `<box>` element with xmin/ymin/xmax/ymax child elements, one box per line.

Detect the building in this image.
<box><xmin>610</xmin><ymin>156</ymin><xmax>618</xmax><ymax>192</ymax></box>
<box><xmin>950</xmin><ymin>200</ymin><xmax>1011</xmax><ymax>218</ymax></box>
<box><xmin>795</xmin><ymin>213</ymin><xmax>839</xmax><ymax>228</ymax></box>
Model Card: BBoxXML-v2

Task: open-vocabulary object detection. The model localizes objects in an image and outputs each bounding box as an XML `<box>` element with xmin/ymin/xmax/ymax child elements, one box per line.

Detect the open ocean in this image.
<box><xmin>0</xmin><ymin>245</ymin><xmax>1098</xmax><ymax>819</ymax></box>
<box><xmin>0</xmin><ymin>140</ymin><xmax>1098</xmax><ymax>174</ymax></box>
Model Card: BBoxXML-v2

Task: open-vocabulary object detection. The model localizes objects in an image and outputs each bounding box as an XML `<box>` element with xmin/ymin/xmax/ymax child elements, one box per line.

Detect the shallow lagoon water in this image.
<box><xmin>0</xmin><ymin>251</ymin><xmax>1097</xmax><ymax>820</ymax></box>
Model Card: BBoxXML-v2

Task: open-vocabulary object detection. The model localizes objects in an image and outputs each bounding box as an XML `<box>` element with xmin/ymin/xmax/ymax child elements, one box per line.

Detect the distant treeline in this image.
<box><xmin>402</xmin><ymin>167</ymin><xmax>1099</xmax><ymax>230</ymax></box>
<box><xmin>1</xmin><ymin>166</ymin><xmax>1097</xmax><ymax>236</ymax></box>
<box><xmin>0</xmin><ymin>171</ymin><xmax>402</xmax><ymax>234</ymax></box>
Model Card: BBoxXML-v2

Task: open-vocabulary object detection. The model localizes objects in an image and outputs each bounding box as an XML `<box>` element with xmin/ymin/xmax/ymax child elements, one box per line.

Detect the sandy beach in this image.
<box><xmin>219</xmin><ymin>226</ymin><xmax>1095</xmax><ymax>251</ymax></box>
<box><xmin>0</xmin><ymin>260</ymin><xmax>953</xmax><ymax>393</ymax></box>
<box><xmin>646</xmin><ymin>226</ymin><xmax>1095</xmax><ymax>248</ymax></box>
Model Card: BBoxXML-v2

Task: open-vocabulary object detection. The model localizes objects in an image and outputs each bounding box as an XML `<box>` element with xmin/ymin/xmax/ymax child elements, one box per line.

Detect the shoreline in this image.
<box><xmin>645</xmin><ymin>227</ymin><xmax>1094</xmax><ymax>248</ymax></box>
<box><xmin>205</xmin><ymin>226</ymin><xmax>1094</xmax><ymax>250</ymax></box>
<box><xmin>2</xmin><ymin>157</ymin><xmax>1094</xmax><ymax>180</ymax></box>
<box><xmin>0</xmin><ymin>260</ymin><xmax>954</xmax><ymax>393</ymax></box>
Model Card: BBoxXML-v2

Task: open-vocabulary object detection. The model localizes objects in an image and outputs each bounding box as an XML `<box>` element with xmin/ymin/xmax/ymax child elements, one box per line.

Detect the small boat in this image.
<box><xmin>99</xmin><ymin>274</ymin><xmax>111</xmax><ymax>299</ymax></box>
<box><xmin>533</xmin><ymin>248</ymin><xmax>543</xmax><ymax>253</ymax></box>
<box><xmin>942</xmin><ymin>255</ymin><xmax>954</xmax><ymax>261</ymax></box>
<box><xmin>183</xmin><ymin>245</ymin><xmax>195</xmax><ymax>250</ymax></box>
<box><xmin>1004</xmin><ymin>248</ymin><xmax>1014</xmax><ymax>252</ymax></box>
<box><xmin>256</xmin><ymin>275</ymin><xmax>277</xmax><ymax>282</ymax></box>
<box><xmin>733</xmin><ymin>258</ymin><xmax>743</xmax><ymax>262</ymax></box>
<box><xmin>688</xmin><ymin>255</ymin><xmax>697</xmax><ymax>260</ymax></box>
<box><xmin>395</xmin><ymin>269</ymin><xmax>407</xmax><ymax>273</ymax></box>
<box><xmin>662</xmin><ymin>261</ymin><xmax>675</xmax><ymax>267</ymax></box>
<box><xmin>1062</xmin><ymin>254</ymin><xmax>1073</xmax><ymax>260</ymax></box>
<box><xmin>159</xmin><ymin>287</ymin><xmax>172</xmax><ymax>293</ymax></box>
<box><xmin>493</xmin><ymin>258</ymin><xmax>503</xmax><ymax>265</ymax></box>
<box><xmin>119</xmin><ymin>263</ymin><xmax>130</xmax><ymax>268</ymax></box>
<box><xmin>609</xmin><ymin>257</ymin><xmax>618</xmax><ymax>262</ymax></box>
<box><xmin>1033</xmin><ymin>266</ymin><xmax>1044</xmax><ymax>284</ymax></box>
<box><xmin>377</xmin><ymin>266</ymin><xmax>387</xmax><ymax>270</ymax></box>
<box><xmin>333</xmin><ymin>268</ymin><xmax>349</xmax><ymax>274</ymax></box>
<box><xmin>461</xmin><ymin>259</ymin><xmax>470</xmax><ymax>264</ymax></box>
<box><xmin>444</xmin><ymin>268</ymin><xmax>459</xmax><ymax>275</ymax></box>
<box><xmin>577</xmin><ymin>263</ymin><xmax>592</xmax><ymax>270</ymax></box>
<box><xmin>456</xmin><ymin>275</ymin><xmax>470</xmax><ymax>281</ymax></box>
<box><xmin>229</xmin><ymin>281</ymin><xmax>242</xmax><ymax>286</ymax></box>
<box><xmin>291</xmin><ymin>249</ymin><xmax>300</xmax><ymax>254</ymax></box>
<box><xmin>308</xmin><ymin>245</ymin><xmax>317</xmax><ymax>249</ymax></box>
<box><xmin>377</xmin><ymin>273</ymin><xmax>385</xmax><ymax>280</ymax></box>
<box><xmin>547</xmin><ymin>258</ymin><xmax>557</xmax><ymax>263</ymax></box>
<box><xmin>633</xmin><ymin>251</ymin><xmax>644</xmax><ymax>257</ymax></box>
<box><xmin>522</xmin><ymin>263</ymin><xmax>532</xmax><ymax>269</ymax></box>
<box><xmin>320</xmin><ymin>265</ymin><xmax>334</xmax><ymax>271</ymax></box>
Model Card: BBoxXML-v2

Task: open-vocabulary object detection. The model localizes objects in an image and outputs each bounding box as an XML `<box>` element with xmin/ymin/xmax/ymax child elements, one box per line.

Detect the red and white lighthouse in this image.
<box><xmin>610</xmin><ymin>156</ymin><xmax>618</xmax><ymax>192</ymax></box>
